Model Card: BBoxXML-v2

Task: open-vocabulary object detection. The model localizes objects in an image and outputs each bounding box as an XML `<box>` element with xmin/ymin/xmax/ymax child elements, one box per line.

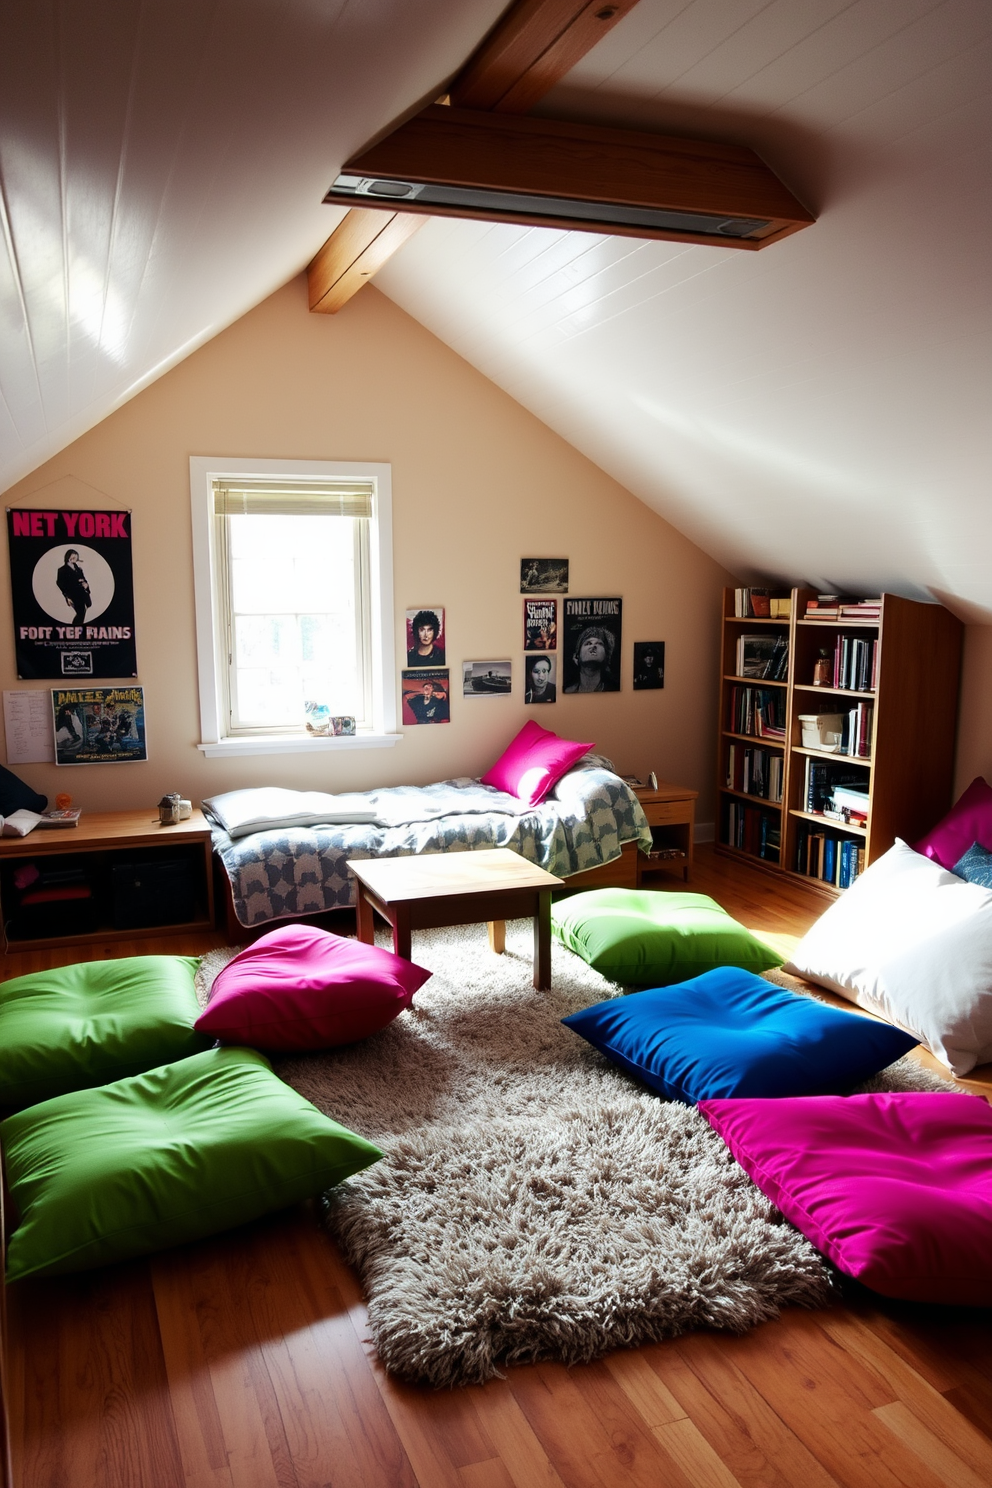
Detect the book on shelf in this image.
<box><xmin>733</xmin><ymin>588</ymin><xmax>792</xmax><ymax>620</ymax></box>
<box><xmin>725</xmin><ymin>800</ymin><xmax>780</xmax><ymax>861</ymax></box>
<box><xmin>795</xmin><ymin>825</ymin><xmax>864</xmax><ymax>887</ymax></box>
<box><xmin>736</xmin><ymin>633</ymin><xmax>789</xmax><ymax>680</ymax></box>
<box><xmin>728</xmin><ymin>685</ymin><xmax>787</xmax><ymax>740</ymax></box>
<box><xmin>725</xmin><ymin>744</ymin><xmax>783</xmax><ymax>802</ymax></box>
<box><xmin>830</xmin><ymin>634</ymin><xmax>878</xmax><ymax>692</ymax></box>
<box><xmin>769</xmin><ymin>597</ymin><xmax>792</xmax><ymax>619</ymax></box>
<box><xmin>803</xmin><ymin>758</ymin><xmax>869</xmax><ymax>816</ymax></box>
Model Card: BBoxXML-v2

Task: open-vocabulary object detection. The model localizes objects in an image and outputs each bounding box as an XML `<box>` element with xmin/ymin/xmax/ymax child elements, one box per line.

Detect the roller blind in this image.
<box><xmin>212</xmin><ymin>478</ymin><xmax>374</xmax><ymax>518</ymax></box>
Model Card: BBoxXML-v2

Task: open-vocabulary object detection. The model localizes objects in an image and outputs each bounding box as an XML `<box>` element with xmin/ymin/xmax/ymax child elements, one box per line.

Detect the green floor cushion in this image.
<box><xmin>552</xmin><ymin>888</ymin><xmax>784</xmax><ymax>986</ymax></box>
<box><xmin>1</xmin><ymin>1046</ymin><xmax>382</xmax><ymax>1280</ymax></box>
<box><xmin>0</xmin><ymin>956</ymin><xmax>213</xmax><ymax>1108</ymax></box>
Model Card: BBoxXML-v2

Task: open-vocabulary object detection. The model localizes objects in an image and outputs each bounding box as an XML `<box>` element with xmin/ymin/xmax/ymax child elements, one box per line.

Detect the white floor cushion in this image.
<box><xmin>784</xmin><ymin>839</ymin><xmax>992</xmax><ymax>1075</ymax></box>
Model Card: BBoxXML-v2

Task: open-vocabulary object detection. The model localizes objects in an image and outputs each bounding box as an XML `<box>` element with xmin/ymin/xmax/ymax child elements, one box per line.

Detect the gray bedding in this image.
<box><xmin>206</xmin><ymin>760</ymin><xmax>653</xmax><ymax>928</ymax></box>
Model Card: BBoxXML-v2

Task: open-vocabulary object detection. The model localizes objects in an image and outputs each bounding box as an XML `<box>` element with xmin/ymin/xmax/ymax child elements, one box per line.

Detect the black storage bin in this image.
<box><xmin>10</xmin><ymin>893</ymin><xmax>98</xmax><ymax>941</ymax></box>
<box><xmin>112</xmin><ymin>859</ymin><xmax>195</xmax><ymax>930</ymax></box>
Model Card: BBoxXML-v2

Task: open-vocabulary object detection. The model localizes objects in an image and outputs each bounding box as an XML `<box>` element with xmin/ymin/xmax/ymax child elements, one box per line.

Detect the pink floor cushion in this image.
<box><xmin>914</xmin><ymin>775</ymin><xmax>992</xmax><ymax>870</ymax></box>
<box><xmin>195</xmin><ymin>923</ymin><xmax>432</xmax><ymax>1051</ymax></box>
<box><xmin>699</xmin><ymin>1092</ymin><xmax>992</xmax><ymax>1306</ymax></box>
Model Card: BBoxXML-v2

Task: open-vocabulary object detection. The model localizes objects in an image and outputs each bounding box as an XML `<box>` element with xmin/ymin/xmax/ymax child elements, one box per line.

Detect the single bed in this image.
<box><xmin>205</xmin><ymin>756</ymin><xmax>653</xmax><ymax>935</ymax></box>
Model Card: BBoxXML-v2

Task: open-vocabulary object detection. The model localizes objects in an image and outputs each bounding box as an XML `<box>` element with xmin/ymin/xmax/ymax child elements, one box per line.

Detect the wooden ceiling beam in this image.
<box><xmin>308</xmin><ymin>0</ymin><xmax>637</xmax><ymax>314</ymax></box>
<box><xmin>451</xmin><ymin>0</ymin><xmax>639</xmax><ymax>114</ymax></box>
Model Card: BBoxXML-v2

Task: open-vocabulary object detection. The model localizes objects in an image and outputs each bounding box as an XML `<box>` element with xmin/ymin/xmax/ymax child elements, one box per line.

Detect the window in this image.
<box><xmin>190</xmin><ymin>458</ymin><xmax>397</xmax><ymax>756</ymax></box>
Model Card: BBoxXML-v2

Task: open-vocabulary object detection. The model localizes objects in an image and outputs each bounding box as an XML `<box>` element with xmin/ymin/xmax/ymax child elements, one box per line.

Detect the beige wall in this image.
<box><xmin>1</xmin><ymin>277</ymin><xmax>733</xmax><ymax>824</ymax></box>
<box><xmin>955</xmin><ymin>626</ymin><xmax>992</xmax><ymax>794</ymax></box>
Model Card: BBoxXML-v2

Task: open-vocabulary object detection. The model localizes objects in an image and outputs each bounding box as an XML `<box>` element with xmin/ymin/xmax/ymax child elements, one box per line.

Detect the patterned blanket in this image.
<box><xmin>210</xmin><ymin>765</ymin><xmax>653</xmax><ymax>928</ymax></box>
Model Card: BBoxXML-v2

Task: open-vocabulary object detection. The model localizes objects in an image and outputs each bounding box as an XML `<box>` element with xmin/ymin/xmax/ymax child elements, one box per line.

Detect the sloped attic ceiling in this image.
<box><xmin>2</xmin><ymin>1</ymin><xmax>990</xmax><ymax>617</ymax></box>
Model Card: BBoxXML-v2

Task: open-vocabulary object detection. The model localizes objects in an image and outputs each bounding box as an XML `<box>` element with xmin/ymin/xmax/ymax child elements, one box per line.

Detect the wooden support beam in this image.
<box><xmin>307</xmin><ymin>208</ymin><xmax>425</xmax><ymax>314</ymax></box>
<box><xmin>308</xmin><ymin>0</ymin><xmax>639</xmax><ymax>314</ymax></box>
<box><xmin>452</xmin><ymin>0</ymin><xmax>638</xmax><ymax>114</ymax></box>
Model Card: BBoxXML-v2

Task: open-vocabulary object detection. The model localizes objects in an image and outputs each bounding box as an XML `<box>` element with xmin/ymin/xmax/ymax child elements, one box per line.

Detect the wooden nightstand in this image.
<box><xmin>633</xmin><ymin>782</ymin><xmax>698</xmax><ymax>885</ymax></box>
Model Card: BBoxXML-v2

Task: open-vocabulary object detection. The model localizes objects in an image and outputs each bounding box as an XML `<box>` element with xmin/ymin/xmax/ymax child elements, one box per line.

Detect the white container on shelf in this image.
<box><xmin>799</xmin><ymin>714</ymin><xmax>846</xmax><ymax>751</ymax></box>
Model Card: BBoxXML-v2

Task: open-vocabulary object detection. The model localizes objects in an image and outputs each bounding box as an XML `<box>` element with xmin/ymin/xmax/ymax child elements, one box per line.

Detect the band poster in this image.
<box><xmin>562</xmin><ymin>598</ymin><xmax>622</xmax><ymax>693</ymax></box>
<box><xmin>7</xmin><ymin>509</ymin><xmax>137</xmax><ymax>679</ymax></box>
<box><xmin>524</xmin><ymin>599</ymin><xmax>557</xmax><ymax>650</ymax></box>
<box><xmin>52</xmin><ymin>686</ymin><xmax>147</xmax><ymax>765</ymax></box>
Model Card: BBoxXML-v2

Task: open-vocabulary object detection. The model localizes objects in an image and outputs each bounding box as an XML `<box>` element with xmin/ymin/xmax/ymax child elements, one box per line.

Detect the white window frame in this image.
<box><xmin>190</xmin><ymin>456</ymin><xmax>399</xmax><ymax>757</ymax></box>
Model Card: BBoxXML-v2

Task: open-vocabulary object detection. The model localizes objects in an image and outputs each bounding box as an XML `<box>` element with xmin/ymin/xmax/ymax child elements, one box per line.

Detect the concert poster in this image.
<box><xmin>561</xmin><ymin>598</ymin><xmax>622</xmax><ymax>693</ymax></box>
<box><xmin>523</xmin><ymin>599</ymin><xmax>557</xmax><ymax>650</ymax></box>
<box><xmin>52</xmin><ymin>685</ymin><xmax>147</xmax><ymax>765</ymax></box>
<box><xmin>7</xmin><ymin>509</ymin><xmax>137</xmax><ymax>679</ymax></box>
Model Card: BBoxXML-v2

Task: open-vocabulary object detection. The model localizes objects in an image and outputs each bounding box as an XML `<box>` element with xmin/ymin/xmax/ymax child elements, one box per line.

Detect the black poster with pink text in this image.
<box><xmin>7</xmin><ymin>509</ymin><xmax>137</xmax><ymax>679</ymax></box>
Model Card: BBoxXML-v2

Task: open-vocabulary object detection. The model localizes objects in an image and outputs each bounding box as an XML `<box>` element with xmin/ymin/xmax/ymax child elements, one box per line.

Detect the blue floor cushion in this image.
<box><xmin>1</xmin><ymin>1046</ymin><xmax>383</xmax><ymax>1280</ymax></box>
<box><xmin>0</xmin><ymin>956</ymin><xmax>213</xmax><ymax>1108</ymax></box>
<box><xmin>562</xmin><ymin>966</ymin><xmax>918</xmax><ymax>1103</ymax></box>
<box><xmin>551</xmin><ymin>888</ymin><xmax>783</xmax><ymax>985</ymax></box>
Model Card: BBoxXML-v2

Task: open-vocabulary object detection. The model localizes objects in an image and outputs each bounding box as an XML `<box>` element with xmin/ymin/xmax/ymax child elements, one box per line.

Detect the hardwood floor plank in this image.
<box><xmin>652</xmin><ymin>1416</ymin><xmax>744</xmax><ymax>1488</ymax></box>
<box><xmin>727</xmin><ymin>1312</ymin><xmax>953</xmax><ymax>1488</ymax></box>
<box><xmin>603</xmin><ymin>1349</ymin><xmax>687</xmax><ymax>1427</ymax></box>
<box><xmin>873</xmin><ymin>1401</ymin><xmax>990</xmax><ymax>1488</ymax></box>
<box><xmin>461</xmin><ymin>1381</ymin><xmax>567</xmax><ymax>1488</ymax></box>
<box><xmin>459</xmin><ymin>1458</ymin><xmax>517</xmax><ymax>1488</ymax></box>
<box><xmin>658</xmin><ymin>1332</ymin><xmax>842</xmax><ymax>1488</ymax></box>
<box><xmin>818</xmin><ymin>1312</ymin><xmax>992</xmax><ymax>1481</ymax></box>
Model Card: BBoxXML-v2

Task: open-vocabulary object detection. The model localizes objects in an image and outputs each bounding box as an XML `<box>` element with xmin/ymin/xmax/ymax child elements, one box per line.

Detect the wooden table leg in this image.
<box><xmin>355</xmin><ymin>885</ymin><xmax>375</xmax><ymax>944</ymax></box>
<box><xmin>392</xmin><ymin>903</ymin><xmax>412</xmax><ymax>962</ymax></box>
<box><xmin>533</xmin><ymin>889</ymin><xmax>552</xmax><ymax>990</ymax></box>
<box><xmin>487</xmin><ymin>920</ymin><xmax>506</xmax><ymax>955</ymax></box>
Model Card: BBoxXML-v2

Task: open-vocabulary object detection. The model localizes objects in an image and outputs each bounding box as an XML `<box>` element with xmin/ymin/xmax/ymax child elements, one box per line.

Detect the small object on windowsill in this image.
<box><xmin>38</xmin><ymin>807</ymin><xmax>81</xmax><ymax>827</ymax></box>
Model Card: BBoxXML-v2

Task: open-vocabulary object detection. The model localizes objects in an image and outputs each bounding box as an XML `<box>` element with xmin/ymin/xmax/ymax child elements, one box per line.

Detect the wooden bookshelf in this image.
<box><xmin>716</xmin><ymin>587</ymin><xmax>963</xmax><ymax>895</ymax></box>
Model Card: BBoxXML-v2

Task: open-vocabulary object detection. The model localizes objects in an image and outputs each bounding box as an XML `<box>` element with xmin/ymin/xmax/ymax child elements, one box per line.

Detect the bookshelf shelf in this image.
<box><xmin>716</xmin><ymin>586</ymin><xmax>963</xmax><ymax>893</ymax></box>
<box><xmin>791</xmin><ymin>745</ymin><xmax>872</xmax><ymax>765</ymax></box>
<box><xmin>789</xmin><ymin>809</ymin><xmax>867</xmax><ymax>837</ymax></box>
<box><xmin>725</xmin><ymin>788</ymin><xmax>783</xmax><ymax>809</ymax></box>
<box><xmin>793</xmin><ymin>683</ymin><xmax>875</xmax><ymax>698</ymax></box>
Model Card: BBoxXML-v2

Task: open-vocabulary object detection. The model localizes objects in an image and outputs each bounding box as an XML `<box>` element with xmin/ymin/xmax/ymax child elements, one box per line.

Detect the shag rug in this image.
<box><xmin>197</xmin><ymin>924</ymin><xmax>952</xmax><ymax>1388</ymax></box>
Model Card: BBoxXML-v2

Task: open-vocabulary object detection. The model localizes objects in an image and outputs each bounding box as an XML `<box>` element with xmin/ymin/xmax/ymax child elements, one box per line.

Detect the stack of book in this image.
<box><xmin>803</xmin><ymin>759</ymin><xmax>870</xmax><ymax>819</ymax></box>
<box><xmin>725</xmin><ymin>801</ymin><xmax>781</xmax><ymax>860</ymax></box>
<box><xmin>733</xmin><ymin>588</ymin><xmax>792</xmax><ymax>619</ymax></box>
<box><xmin>728</xmin><ymin>685</ymin><xmax>787</xmax><ymax>740</ymax></box>
<box><xmin>795</xmin><ymin>827</ymin><xmax>864</xmax><ymax>887</ymax></box>
<box><xmin>726</xmin><ymin>744</ymin><xmax>783</xmax><ymax>802</ymax></box>
<box><xmin>735</xmin><ymin>633</ymin><xmax>789</xmax><ymax>680</ymax></box>
<box><xmin>824</xmin><ymin>783</ymin><xmax>869</xmax><ymax>829</ymax></box>
<box><xmin>830</xmin><ymin>634</ymin><xmax>878</xmax><ymax>691</ymax></box>
<box><xmin>805</xmin><ymin>597</ymin><xmax>882</xmax><ymax>621</ymax></box>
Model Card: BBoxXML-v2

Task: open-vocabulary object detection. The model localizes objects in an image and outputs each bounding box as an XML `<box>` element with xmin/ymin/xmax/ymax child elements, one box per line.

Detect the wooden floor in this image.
<box><xmin>4</xmin><ymin>846</ymin><xmax>992</xmax><ymax>1488</ymax></box>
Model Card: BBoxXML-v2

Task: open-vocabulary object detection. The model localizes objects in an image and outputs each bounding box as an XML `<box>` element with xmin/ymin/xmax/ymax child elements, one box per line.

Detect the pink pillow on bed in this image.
<box><xmin>700</xmin><ymin>1092</ymin><xmax>992</xmax><ymax>1305</ymax></box>
<box><xmin>914</xmin><ymin>776</ymin><xmax>992</xmax><ymax>870</ymax></box>
<box><xmin>481</xmin><ymin>722</ymin><xmax>594</xmax><ymax>807</ymax></box>
<box><xmin>195</xmin><ymin>924</ymin><xmax>431</xmax><ymax>1051</ymax></box>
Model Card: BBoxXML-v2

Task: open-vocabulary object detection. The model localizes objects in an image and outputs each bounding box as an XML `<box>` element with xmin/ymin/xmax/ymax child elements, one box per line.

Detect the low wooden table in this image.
<box><xmin>347</xmin><ymin>849</ymin><xmax>564</xmax><ymax>990</ymax></box>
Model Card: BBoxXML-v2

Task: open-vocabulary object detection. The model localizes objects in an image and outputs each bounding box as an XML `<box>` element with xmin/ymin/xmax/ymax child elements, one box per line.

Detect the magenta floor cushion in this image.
<box><xmin>196</xmin><ymin>924</ymin><xmax>432</xmax><ymax>1051</ymax></box>
<box><xmin>699</xmin><ymin>1092</ymin><xmax>992</xmax><ymax>1306</ymax></box>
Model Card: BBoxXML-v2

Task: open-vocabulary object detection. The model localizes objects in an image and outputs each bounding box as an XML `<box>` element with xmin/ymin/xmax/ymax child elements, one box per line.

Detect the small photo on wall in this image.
<box><xmin>562</xmin><ymin>598</ymin><xmax>622</xmax><ymax>693</ymax></box>
<box><xmin>463</xmin><ymin>660</ymin><xmax>512</xmax><ymax>697</ymax></box>
<box><xmin>405</xmin><ymin>608</ymin><xmax>445</xmax><ymax>668</ymax></box>
<box><xmin>633</xmin><ymin>642</ymin><xmax>666</xmax><ymax>690</ymax></box>
<box><xmin>523</xmin><ymin>599</ymin><xmax>557</xmax><ymax>650</ymax></box>
<box><xmin>402</xmin><ymin>670</ymin><xmax>450</xmax><ymax>725</ymax></box>
<box><xmin>520</xmin><ymin>558</ymin><xmax>568</xmax><ymax>593</ymax></box>
<box><xmin>524</xmin><ymin>654</ymin><xmax>557</xmax><ymax>704</ymax></box>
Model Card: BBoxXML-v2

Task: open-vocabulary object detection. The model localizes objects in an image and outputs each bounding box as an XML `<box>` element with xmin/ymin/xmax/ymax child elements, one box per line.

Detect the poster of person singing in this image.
<box><xmin>561</xmin><ymin>598</ymin><xmax>622</xmax><ymax>693</ymax></box>
<box><xmin>7</xmin><ymin>509</ymin><xmax>137</xmax><ymax>679</ymax></box>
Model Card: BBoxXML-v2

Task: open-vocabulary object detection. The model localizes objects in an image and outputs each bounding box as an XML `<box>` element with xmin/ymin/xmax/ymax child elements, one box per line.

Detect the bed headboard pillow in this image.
<box><xmin>914</xmin><ymin>776</ymin><xmax>992</xmax><ymax>870</ymax></box>
<box><xmin>481</xmin><ymin>722</ymin><xmax>594</xmax><ymax>807</ymax></box>
<box><xmin>784</xmin><ymin>838</ymin><xmax>992</xmax><ymax>1075</ymax></box>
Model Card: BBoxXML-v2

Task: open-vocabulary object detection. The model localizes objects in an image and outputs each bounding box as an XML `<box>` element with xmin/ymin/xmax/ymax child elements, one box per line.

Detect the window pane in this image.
<box><xmin>226</xmin><ymin>513</ymin><xmax>366</xmax><ymax>729</ymax></box>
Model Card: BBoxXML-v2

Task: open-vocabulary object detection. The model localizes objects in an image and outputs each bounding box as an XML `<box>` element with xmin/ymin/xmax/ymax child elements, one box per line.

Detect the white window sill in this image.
<box><xmin>197</xmin><ymin>733</ymin><xmax>402</xmax><ymax>758</ymax></box>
